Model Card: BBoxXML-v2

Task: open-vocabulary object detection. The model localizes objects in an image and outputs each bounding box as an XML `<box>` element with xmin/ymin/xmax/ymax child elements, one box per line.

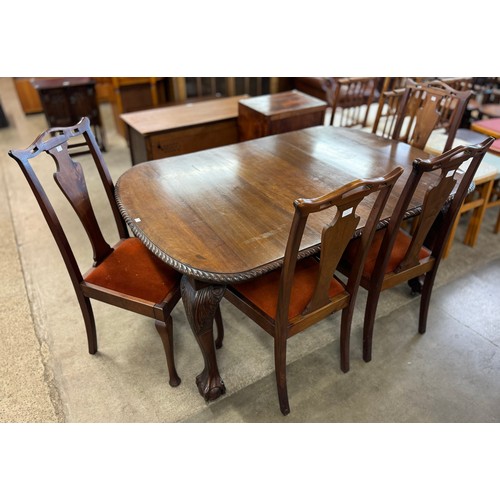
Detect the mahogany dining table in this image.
<box><xmin>115</xmin><ymin>125</ymin><xmax>437</xmax><ymax>402</ymax></box>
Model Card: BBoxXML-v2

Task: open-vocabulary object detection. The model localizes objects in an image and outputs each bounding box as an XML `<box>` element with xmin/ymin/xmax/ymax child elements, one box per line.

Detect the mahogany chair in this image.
<box><xmin>373</xmin><ymin>79</ymin><xmax>472</xmax><ymax>153</ymax></box>
<box><xmin>224</xmin><ymin>167</ymin><xmax>403</xmax><ymax>415</ymax></box>
<box><xmin>340</xmin><ymin>137</ymin><xmax>494</xmax><ymax>364</ymax></box>
<box><xmin>326</xmin><ymin>77</ymin><xmax>379</xmax><ymax>127</ymax></box>
<box><xmin>8</xmin><ymin>117</ymin><xmax>223</xmax><ymax>388</ymax></box>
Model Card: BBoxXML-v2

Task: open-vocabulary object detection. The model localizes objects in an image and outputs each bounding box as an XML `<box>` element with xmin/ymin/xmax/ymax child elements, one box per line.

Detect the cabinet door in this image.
<box><xmin>14</xmin><ymin>78</ymin><xmax>43</xmax><ymax>114</ymax></box>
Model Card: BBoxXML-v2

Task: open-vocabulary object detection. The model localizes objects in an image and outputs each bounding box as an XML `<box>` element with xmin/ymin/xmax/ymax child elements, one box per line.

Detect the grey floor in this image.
<box><xmin>1</xmin><ymin>76</ymin><xmax>500</xmax><ymax>426</ymax></box>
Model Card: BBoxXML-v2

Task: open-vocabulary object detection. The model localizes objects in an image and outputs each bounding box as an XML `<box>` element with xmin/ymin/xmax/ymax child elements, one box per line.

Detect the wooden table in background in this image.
<box><xmin>115</xmin><ymin>126</ymin><xmax>435</xmax><ymax>402</ymax></box>
<box><xmin>120</xmin><ymin>95</ymin><xmax>246</xmax><ymax>164</ymax></box>
<box><xmin>238</xmin><ymin>90</ymin><xmax>327</xmax><ymax>141</ymax></box>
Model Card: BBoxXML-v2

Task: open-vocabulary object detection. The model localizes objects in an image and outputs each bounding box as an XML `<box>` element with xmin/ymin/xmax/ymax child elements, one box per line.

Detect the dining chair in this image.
<box><xmin>326</xmin><ymin>77</ymin><xmax>379</xmax><ymax>127</ymax></box>
<box><xmin>224</xmin><ymin>167</ymin><xmax>403</xmax><ymax>415</ymax></box>
<box><xmin>8</xmin><ymin>117</ymin><xmax>223</xmax><ymax>388</ymax></box>
<box><xmin>373</xmin><ymin>79</ymin><xmax>472</xmax><ymax>153</ymax></box>
<box><xmin>340</xmin><ymin>137</ymin><xmax>494</xmax><ymax>364</ymax></box>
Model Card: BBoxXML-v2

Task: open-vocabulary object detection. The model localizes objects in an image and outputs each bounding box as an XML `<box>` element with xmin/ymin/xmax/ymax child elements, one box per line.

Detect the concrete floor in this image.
<box><xmin>1</xmin><ymin>76</ymin><xmax>500</xmax><ymax>426</ymax></box>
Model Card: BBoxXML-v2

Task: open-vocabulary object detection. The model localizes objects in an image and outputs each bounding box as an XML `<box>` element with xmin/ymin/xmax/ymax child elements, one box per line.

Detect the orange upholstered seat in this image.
<box><xmin>231</xmin><ymin>257</ymin><xmax>346</xmax><ymax>320</ymax></box>
<box><xmin>344</xmin><ymin>228</ymin><xmax>431</xmax><ymax>280</ymax></box>
<box><xmin>224</xmin><ymin>169</ymin><xmax>403</xmax><ymax>415</ymax></box>
<box><xmin>338</xmin><ymin>139</ymin><xmax>494</xmax><ymax>365</ymax></box>
<box><xmin>85</xmin><ymin>238</ymin><xmax>181</xmax><ymax>304</ymax></box>
<box><xmin>8</xmin><ymin>117</ymin><xmax>223</xmax><ymax>389</ymax></box>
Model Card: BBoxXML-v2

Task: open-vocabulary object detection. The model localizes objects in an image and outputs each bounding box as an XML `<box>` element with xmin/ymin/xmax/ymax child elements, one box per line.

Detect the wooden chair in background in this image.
<box><xmin>326</xmin><ymin>77</ymin><xmax>379</xmax><ymax>127</ymax></box>
<box><xmin>224</xmin><ymin>168</ymin><xmax>403</xmax><ymax>415</ymax></box>
<box><xmin>8</xmin><ymin>117</ymin><xmax>223</xmax><ymax>388</ymax></box>
<box><xmin>371</xmin><ymin>77</ymin><xmax>413</xmax><ymax>136</ymax></box>
<box><xmin>372</xmin><ymin>79</ymin><xmax>472</xmax><ymax>153</ymax></box>
<box><xmin>340</xmin><ymin>138</ymin><xmax>494</xmax><ymax>364</ymax></box>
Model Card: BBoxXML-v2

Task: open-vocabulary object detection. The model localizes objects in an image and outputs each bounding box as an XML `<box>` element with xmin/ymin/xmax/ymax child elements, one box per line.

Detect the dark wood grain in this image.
<box><xmin>115</xmin><ymin>125</ymin><xmax>447</xmax><ymax>403</ymax></box>
<box><xmin>238</xmin><ymin>90</ymin><xmax>327</xmax><ymax>140</ymax></box>
<box><xmin>116</xmin><ymin>126</ymin><xmax>437</xmax><ymax>283</ymax></box>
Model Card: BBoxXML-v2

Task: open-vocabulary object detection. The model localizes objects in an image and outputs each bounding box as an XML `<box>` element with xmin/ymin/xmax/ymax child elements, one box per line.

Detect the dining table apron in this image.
<box><xmin>115</xmin><ymin>125</ymin><xmax>437</xmax><ymax>402</ymax></box>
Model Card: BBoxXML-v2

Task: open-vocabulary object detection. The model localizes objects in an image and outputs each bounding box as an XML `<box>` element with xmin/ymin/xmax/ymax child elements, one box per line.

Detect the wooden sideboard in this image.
<box><xmin>238</xmin><ymin>90</ymin><xmax>328</xmax><ymax>141</ymax></box>
<box><xmin>121</xmin><ymin>95</ymin><xmax>245</xmax><ymax>164</ymax></box>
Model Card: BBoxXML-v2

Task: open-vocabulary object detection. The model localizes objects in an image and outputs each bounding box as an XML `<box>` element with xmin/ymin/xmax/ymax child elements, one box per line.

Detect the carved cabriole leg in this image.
<box><xmin>214</xmin><ymin>306</ymin><xmax>224</xmax><ymax>349</ymax></box>
<box><xmin>181</xmin><ymin>275</ymin><xmax>226</xmax><ymax>401</ymax></box>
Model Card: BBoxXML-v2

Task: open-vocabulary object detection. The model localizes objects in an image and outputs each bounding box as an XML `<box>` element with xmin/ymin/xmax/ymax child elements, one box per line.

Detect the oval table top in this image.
<box><xmin>115</xmin><ymin>126</ymin><xmax>435</xmax><ymax>283</ymax></box>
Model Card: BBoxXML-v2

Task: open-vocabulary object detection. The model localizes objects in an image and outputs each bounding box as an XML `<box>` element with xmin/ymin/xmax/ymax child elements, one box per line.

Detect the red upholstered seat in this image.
<box><xmin>231</xmin><ymin>257</ymin><xmax>346</xmax><ymax>320</ymax></box>
<box><xmin>344</xmin><ymin>228</ymin><xmax>431</xmax><ymax>280</ymax></box>
<box><xmin>6</xmin><ymin>117</ymin><xmax>218</xmax><ymax>388</ymax></box>
<box><xmin>85</xmin><ymin>238</ymin><xmax>181</xmax><ymax>304</ymax></box>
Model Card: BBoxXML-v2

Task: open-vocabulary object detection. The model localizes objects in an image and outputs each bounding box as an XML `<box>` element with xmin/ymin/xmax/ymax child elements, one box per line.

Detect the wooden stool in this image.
<box><xmin>486</xmin><ymin>178</ymin><xmax>500</xmax><ymax>234</ymax></box>
<box><xmin>443</xmin><ymin>170</ymin><xmax>496</xmax><ymax>258</ymax></box>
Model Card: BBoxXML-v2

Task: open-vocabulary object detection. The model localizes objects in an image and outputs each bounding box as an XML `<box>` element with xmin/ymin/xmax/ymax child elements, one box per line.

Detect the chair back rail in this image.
<box><xmin>277</xmin><ymin>167</ymin><xmax>403</xmax><ymax>328</ymax></box>
<box><xmin>339</xmin><ymin>136</ymin><xmax>495</xmax><ymax>365</ymax></box>
<box><xmin>8</xmin><ymin>117</ymin><xmax>191</xmax><ymax>387</ymax></box>
<box><xmin>9</xmin><ymin>117</ymin><xmax>128</xmax><ymax>273</ymax></box>
<box><xmin>392</xmin><ymin>80</ymin><xmax>472</xmax><ymax>152</ymax></box>
<box><xmin>327</xmin><ymin>77</ymin><xmax>379</xmax><ymax>128</ymax></box>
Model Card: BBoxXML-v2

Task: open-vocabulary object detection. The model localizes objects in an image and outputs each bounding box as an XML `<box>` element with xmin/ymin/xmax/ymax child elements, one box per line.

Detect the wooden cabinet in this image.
<box><xmin>32</xmin><ymin>77</ymin><xmax>106</xmax><ymax>149</ymax></box>
<box><xmin>121</xmin><ymin>95</ymin><xmax>244</xmax><ymax>164</ymax></box>
<box><xmin>14</xmin><ymin>77</ymin><xmax>113</xmax><ymax>115</ymax></box>
<box><xmin>13</xmin><ymin>78</ymin><xmax>43</xmax><ymax>114</ymax></box>
<box><xmin>111</xmin><ymin>77</ymin><xmax>170</xmax><ymax>137</ymax></box>
<box><xmin>238</xmin><ymin>90</ymin><xmax>327</xmax><ymax>141</ymax></box>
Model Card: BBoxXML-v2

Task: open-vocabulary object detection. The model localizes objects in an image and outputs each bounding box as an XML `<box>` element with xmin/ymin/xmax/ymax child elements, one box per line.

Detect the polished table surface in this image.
<box><xmin>115</xmin><ymin>126</ymin><xmax>436</xmax><ymax>400</ymax></box>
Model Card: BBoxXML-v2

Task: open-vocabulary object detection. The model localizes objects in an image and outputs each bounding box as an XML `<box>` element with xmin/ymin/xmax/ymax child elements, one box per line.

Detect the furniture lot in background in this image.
<box><xmin>0</xmin><ymin>100</ymin><xmax>7</xmax><ymax>128</ymax></box>
<box><xmin>32</xmin><ymin>77</ymin><xmax>106</xmax><ymax>151</ymax></box>
<box><xmin>326</xmin><ymin>77</ymin><xmax>379</xmax><ymax>127</ymax></box>
<box><xmin>372</xmin><ymin>79</ymin><xmax>472</xmax><ymax>153</ymax></box>
<box><xmin>120</xmin><ymin>95</ymin><xmax>245</xmax><ymax>163</ymax></box>
<box><xmin>238</xmin><ymin>90</ymin><xmax>327</xmax><ymax>141</ymax></box>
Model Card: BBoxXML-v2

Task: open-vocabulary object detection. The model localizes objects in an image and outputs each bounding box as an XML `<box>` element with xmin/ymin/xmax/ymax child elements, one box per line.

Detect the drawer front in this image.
<box><xmin>270</xmin><ymin>110</ymin><xmax>326</xmax><ymax>135</ymax></box>
<box><xmin>149</xmin><ymin>119</ymin><xmax>239</xmax><ymax>159</ymax></box>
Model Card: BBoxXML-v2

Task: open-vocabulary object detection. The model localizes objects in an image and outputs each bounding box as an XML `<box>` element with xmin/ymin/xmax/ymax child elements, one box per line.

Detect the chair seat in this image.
<box><xmin>85</xmin><ymin>237</ymin><xmax>181</xmax><ymax>304</ymax></box>
<box><xmin>231</xmin><ymin>256</ymin><xmax>346</xmax><ymax>320</ymax></box>
<box><xmin>344</xmin><ymin>228</ymin><xmax>431</xmax><ymax>280</ymax></box>
<box><xmin>471</xmin><ymin>118</ymin><xmax>500</xmax><ymax>138</ymax></box>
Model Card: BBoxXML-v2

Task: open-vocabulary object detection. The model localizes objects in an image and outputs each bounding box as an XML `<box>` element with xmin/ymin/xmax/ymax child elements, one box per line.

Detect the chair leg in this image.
<box><xmin>79</xmin><ymin>295</ymin><xmax>98</xmax><ymax>354</ymax></box>
<box><xmin>274</xmin><ymin>333</ymin><xmax>290</xmax><ymax>416</ymax></box>
<box><xmin>214</xmin><ymin>306</ymin><xmax>224</xmax><ymax>349</ymax></box>
<box><xmin>340</xmin><ymin>307</ymin><xmax>353</xmax><ymax>373</ymax></box>
<box><xmin>155</xmin><ymin>317</ymin><xmax>181</xmax><ymax>387</ymax></box>
<box><xmin>363</xmin><ymin>287</ymin><xmax>382</xmax><ymax>363</ymax></box>
<box><xmin>418</xmin><ymin>270</ymin><xmax>438</xmax><ymax>334</ymax></box>
<box><xmin>495</xmin><ymin>209</ymin><xmax>500</xmax><ymax>234</ymax></box>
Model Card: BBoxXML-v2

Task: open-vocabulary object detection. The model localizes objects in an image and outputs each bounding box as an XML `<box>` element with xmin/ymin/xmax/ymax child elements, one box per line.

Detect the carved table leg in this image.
<box><xmin>181</xmin><ymin>275</ymin><xmax>226</xmax><ymax>402</ymax></box>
